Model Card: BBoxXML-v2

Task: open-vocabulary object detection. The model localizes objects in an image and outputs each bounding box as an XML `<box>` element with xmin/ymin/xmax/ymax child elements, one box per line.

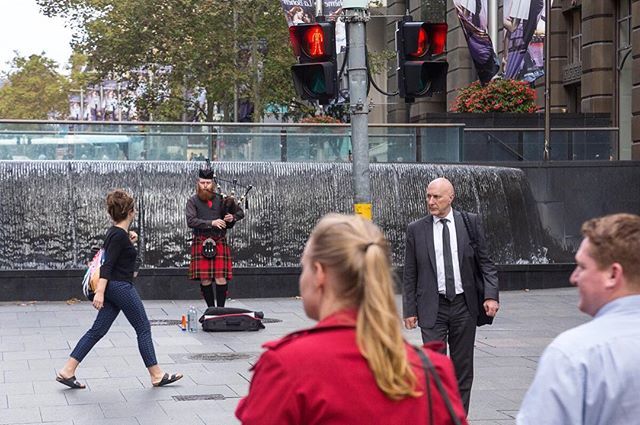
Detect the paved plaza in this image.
<box><xmin>0</xmin><ymin>287</ymin><xmax>587</xmax><ymax>425</ymax></box>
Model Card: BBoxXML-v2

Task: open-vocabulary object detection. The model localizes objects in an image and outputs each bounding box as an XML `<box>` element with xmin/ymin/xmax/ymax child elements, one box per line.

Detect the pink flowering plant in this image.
<box><xmin>451</xmin><ymin>79</ymin><xmax>537</xmax><ymax>113</ymax></box>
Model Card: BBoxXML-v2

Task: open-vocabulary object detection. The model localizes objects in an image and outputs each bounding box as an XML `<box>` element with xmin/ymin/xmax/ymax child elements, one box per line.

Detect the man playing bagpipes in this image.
<box><xmin>185</xmin><ymin>166</ymin><xmax>245</xmax><ymax>308</ymax></box>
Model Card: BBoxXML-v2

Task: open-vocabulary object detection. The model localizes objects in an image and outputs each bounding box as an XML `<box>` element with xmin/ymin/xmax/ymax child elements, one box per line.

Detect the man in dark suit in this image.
<box><xmin>403</xmin><ymin>177</ymin><xmax>499</xmax><ymax>413</ymax></box>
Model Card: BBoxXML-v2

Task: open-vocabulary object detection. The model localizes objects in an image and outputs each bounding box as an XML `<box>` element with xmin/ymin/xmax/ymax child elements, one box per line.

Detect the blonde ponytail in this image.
<box><xmin>308</xmin><ymin>214</ymin><xmax>419</xmax><ymax>399</ymax></box>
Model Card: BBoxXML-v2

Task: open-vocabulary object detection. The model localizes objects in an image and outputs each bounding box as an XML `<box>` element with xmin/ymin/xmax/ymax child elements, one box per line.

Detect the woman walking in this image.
<box><xmin>56</xmin><ymin>189</ymin><xmax>182</xmax><ymax>389</ymax></box>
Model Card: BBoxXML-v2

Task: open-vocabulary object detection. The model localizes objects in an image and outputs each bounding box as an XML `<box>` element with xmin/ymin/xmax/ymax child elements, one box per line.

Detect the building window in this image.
<box><xmin>617</xmin><ymin>0</ymin><xmax>632</xmax><ymax>65</ymax></box>
<box><xmin>569</xmin><ymin>9</ymin><xmax>581</xmax><ymax>64</ymax></box>
<box><xmin>618</xmin><ymin>0</ymin><xmax>632</xmax><ymax>160</ymax></box>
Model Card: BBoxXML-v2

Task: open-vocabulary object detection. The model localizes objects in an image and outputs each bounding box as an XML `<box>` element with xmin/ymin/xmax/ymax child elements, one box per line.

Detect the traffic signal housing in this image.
<box><xmin>289</xmin><ymin>22</ymin><xmax>338</xmax><ymax>104</ymax></box>
<box><xmin>396</xmin><ymin>20</ymin><xmax>448</xmax><ymax>102</ymax></box>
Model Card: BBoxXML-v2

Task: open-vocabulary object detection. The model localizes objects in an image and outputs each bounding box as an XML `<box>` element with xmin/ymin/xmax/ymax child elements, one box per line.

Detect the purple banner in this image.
<box><xmin>453</xmin><ymin>0</ymin><xmax>500</xmax><ymax>84</ymax></box>
<box><xmin>502</xmin><ymin>0</ymin><xmax>547</xmax><ymax>82</ymax></box>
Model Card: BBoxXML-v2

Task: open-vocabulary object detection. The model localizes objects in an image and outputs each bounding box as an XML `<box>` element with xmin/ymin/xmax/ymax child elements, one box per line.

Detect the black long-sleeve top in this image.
<box><xmin>99</xmin><ymin>226</ymin><xmax>137</xmax><ymax>282</ymax></box>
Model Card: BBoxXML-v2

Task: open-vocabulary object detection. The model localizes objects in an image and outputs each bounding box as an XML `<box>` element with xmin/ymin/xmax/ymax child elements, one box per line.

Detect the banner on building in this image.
<box><xmin>503</xmin><ymin>0</ymin><xmax>547</xmax><ymax>82</ymax></box>
<box><xmin>453</xmin><ymin>0</ymin><xmax>500</xmax><ymax>84</ymax></box>
<box><xmin>454</xmin><ymin>0</ymin><xmax>550</xmax><ymax>84</ymax></box>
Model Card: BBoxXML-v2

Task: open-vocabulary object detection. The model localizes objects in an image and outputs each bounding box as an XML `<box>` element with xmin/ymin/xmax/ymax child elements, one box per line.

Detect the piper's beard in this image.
<box><xmin>197</xmin><ymin>186</ymin><xmax>214</xmax><ymax>201</ymax></box>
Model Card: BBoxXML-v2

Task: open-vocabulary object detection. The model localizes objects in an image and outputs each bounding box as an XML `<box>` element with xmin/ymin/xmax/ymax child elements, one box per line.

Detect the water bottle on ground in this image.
<box><xmin>187</xmin><ymin>305</ymin><xmax>197</xmax><ymax>332</ymax></box>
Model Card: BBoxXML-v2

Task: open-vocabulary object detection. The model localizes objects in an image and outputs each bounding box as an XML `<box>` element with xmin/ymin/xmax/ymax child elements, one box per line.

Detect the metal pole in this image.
<box><xmin>233</xmin><ymin>1</ymin><xmax>239</xmax><ymax>122</ymax></box>
<box><xmin>488</xmin><ymin>0</ymin><xmax>498</xmax><ymax>54</ymax></box>
<box><xmin>344</xmin><ymin>2</ymin><xmax>371</xmax><ymax>219</ymax></box>
<box><xmin>79</xmin><ymin>89</ymin><xmax>84</xmax><ymax>120</ymax></box>
<box><xmin>543</xmin><ymin>0</ymin><xmax>551</xmax><ymax>161</ymax></box>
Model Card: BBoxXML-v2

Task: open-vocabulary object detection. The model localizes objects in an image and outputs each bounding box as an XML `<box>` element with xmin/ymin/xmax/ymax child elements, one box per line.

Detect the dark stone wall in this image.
<box><xmin>1</xmin><ymin>161</ymin><xmax>638</xmax><ymax>301</ymax></box>
<box><xmin>511</xmin><ymin>161</ymin><xmax>640</xmax><ymax>260</ymax></box>
<box><xmin>0</xmin><ymin>265</ymin><xmax>574</xmax><ymax>302</ymax></box>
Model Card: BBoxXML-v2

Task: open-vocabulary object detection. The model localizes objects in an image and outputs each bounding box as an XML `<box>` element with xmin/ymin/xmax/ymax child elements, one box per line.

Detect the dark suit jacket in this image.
<box><xmin>402</xmin><ymin>210</ymin><xmax>499</xmax><ymax>328</ymax></box>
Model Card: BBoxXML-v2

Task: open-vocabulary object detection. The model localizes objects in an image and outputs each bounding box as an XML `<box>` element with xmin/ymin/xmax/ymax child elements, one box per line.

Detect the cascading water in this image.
<box><xmin>0</xmin><ymin>161</ymin><xmax>552</xmax><ymax>270</ymax></box>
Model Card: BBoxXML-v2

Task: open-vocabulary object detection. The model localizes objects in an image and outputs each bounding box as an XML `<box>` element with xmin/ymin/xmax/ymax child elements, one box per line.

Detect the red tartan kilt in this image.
<box><xmin>189</xmin><ymin>235</ymin><xmax>233</xmax><ymax>281</ymax></box>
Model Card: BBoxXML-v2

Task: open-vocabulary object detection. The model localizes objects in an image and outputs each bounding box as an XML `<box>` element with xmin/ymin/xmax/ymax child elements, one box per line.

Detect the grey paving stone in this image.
<box><xmin>0</xmin><ymin>406</ymin><xmax>44</xmax><ymax>424</ymax></box>
<box><xmin>0</xmin><ymin>341</ymin><xmax>25</xmax><ymax>352</ymax></box>
<box><xmin>120</xmin><ymin>386</ymin><xmax>180</xmax><ymax>403</ymax></box>
<box><xmin>20</xmin><ymin>422</ymin><xmax>72</xmax><ymax>425</ymax></box>
<box><xmin>0</xmin><ymin>382</ymin><xmax>34</xmax><ymax>396</ymax></box>
<box><xmin>7</xmin><ymin>392</ymin><xmax>69</xmax><ymax>408</ymax></box>
<box><xmin>3</xmin><ymin>350</ymin><xmax>51</xmax><ymax>361</ymax></box>
<box><xmin>63</xmin><ymin>388</ymin><xmax>126</xmax><ymax>405</ymax></box>
<box><xmin>5</xmin><ymin>369</ymin><xmax>59</xmax><ymax>383</ymax></box>
<box><xmin>136</xmin><ymin>411</ymin><xmax>206</xmax><ymax>425</ymax></box>
<box><xmin>73</xmin><ymin>418</ymin><xmax>139</xmax><ymax>425</ymax></box>
<box><xmin>39</xmin><ymin>403</ymin><xmax>104</xmax><ymax>423</ymax></box>
<box><xmin>0</xmin><ymin>288</ymin><xmax>588</xmax><ymax>425</ymax></box>
<box><xmin>100</xmin><ymin>400</ymin><xmax>167</xmax><ymax>418</ymax></box>
<box><xmin>84</xmin><ymin>376</ymin><xmax>145</xmax><ymax>392</ymax></box>
<box><xmin>0</xmin><ymin>359</ymin><xmax>28</xmax><ymax>372</ymax></box>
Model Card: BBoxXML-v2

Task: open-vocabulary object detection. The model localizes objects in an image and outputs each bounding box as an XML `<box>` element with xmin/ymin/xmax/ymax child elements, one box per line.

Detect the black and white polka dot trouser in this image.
<box><xmin>71</xmin><ymin>280</ymin><xmax>157</xmax><ymax>367</ymax></box>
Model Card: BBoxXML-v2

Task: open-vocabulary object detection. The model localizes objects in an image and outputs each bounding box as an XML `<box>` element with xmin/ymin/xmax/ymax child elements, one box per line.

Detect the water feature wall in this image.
<box><xmin>0</xmin><ymin>161</ymin><xmax>549</xmax><ymax>270</ymax></box>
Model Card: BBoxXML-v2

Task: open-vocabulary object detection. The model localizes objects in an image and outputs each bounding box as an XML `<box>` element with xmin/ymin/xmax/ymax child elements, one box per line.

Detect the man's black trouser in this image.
<box><xmin>420</xmin><ymin>293</ymin><xmax>476</xmax><ymax>414</ymax></box>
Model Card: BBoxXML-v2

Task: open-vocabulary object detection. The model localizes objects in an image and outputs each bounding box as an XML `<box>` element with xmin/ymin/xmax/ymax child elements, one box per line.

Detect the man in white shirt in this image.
<box><xmin>517</xmin><ymin>213</ymin><xmax>640</xmax><ymax>425</ymax></box>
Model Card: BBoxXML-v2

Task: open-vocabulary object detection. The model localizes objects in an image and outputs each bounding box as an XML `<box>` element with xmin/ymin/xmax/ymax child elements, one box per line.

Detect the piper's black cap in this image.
<box><xmin>199</xmin><ymin>169</ymin><xmax>214</xmax><ymax>180</ymax></box>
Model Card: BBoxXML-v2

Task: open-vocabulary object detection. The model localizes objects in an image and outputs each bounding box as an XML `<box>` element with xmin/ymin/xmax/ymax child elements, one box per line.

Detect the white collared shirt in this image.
<box><xmin>432</xmin><ymin>210</ymin><xmax>463</xmax><ymax>295</ymax></box>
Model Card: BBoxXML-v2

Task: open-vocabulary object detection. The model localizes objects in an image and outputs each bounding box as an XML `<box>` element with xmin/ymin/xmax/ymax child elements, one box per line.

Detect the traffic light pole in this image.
<box><xmin>344</xmin><ymin>2</ymin><xmax>371</xmax><ymax>219</ymax></box>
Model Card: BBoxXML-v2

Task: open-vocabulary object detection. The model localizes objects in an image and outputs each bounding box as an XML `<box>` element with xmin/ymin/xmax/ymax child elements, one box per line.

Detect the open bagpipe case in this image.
<box><xmin>199</xmin><ymin>307</ymin><xmax>265</xmax><ymax>332</ymax></box>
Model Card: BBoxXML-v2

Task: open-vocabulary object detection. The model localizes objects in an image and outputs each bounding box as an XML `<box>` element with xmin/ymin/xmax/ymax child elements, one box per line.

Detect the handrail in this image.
<box><xmin>484</xmin><ymin>133</ymin><xmax>525</xmax><ymax>161</ymax></box>
<box><xmin>0</xmin><ymin>130</ymin><xmax>419</xmax><ymax>138</ymax></box>
<box><xmin>465</xmin><ymin>127</ymin><xmax>619</xmax><ymax>132</ymax></box>
<box><xmin>0</xmin><ymin>119</ymin><xmax>465</xmax><ymax>128</ymax></box>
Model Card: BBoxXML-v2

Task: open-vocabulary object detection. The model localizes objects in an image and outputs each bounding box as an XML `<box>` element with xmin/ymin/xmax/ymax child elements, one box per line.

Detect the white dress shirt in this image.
<box><xmin>433</xmin><ymin>210</ymin><xmax>463</xmax><ymax>296</ymax></box>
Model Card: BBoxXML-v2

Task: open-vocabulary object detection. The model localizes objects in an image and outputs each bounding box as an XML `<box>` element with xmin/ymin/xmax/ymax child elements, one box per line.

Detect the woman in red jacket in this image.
<box><xmin>236</xmin><ymin>213</ymin><xmax>468</xmax><ymax>425</ymax></box>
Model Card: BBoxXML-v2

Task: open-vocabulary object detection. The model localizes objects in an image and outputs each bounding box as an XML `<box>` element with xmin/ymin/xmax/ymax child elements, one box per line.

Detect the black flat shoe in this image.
<box><xmin>152</xmin><ymin>373</ymin><xmax>183</xmax><ymax>387</ymax></box>
<box><xmin>56</xmin><ymin>374</ymin><xmax>85</xmax><ymax>389</ymax></box>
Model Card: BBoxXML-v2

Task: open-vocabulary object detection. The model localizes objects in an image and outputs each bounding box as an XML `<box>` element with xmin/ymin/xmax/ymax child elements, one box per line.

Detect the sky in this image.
<box><xmin>0</xmin><ymin>0</ymin><xmax>73</xmax><ymax>76</ymax></box>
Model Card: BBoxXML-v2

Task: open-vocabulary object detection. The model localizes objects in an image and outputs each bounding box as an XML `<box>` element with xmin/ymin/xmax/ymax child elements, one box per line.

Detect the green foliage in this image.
<box><xmin>367</xmin><ymin>49</ymin><xmax>396</xmax><ymax>76</ymax></box>
<box><xmin>36</xmin><ymin>0</ymin><xmax>298</xmax><ymax>121</ymax></box>
<box><xmin>451</xmin><ymin>79</ymin><xmax>537</xmax><ymax>113</ymax></box>
<box><xmin>0</xmin><ymin>54</ymin><xmax>69</xmax><ymax>119</ymax></box>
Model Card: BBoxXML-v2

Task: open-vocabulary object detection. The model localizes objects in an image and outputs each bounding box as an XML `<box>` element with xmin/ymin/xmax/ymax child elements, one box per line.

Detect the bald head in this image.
<box><xmin>426</xmin><ymin>178</ymin><xmax>455</xmax><ymax>218</ymax></box>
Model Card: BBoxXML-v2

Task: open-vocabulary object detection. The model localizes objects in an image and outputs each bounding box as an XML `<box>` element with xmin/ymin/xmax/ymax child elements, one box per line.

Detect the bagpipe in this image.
<box><xmin>203</xmin><ymin>158</ymin><xmax>254</xmax><ymax>214</ymax></box>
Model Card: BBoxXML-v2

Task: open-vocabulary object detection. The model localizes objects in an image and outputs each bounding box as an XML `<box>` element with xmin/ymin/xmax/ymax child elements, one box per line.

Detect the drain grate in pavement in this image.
<box><xmin>149</xmin><ymin>319</ymin><xmax>182</xmax><ymax>326</ymax></box>
<box><xmin>173</xmin><ymin>394</ymin><xmax>229</xmax><ymax>401</ymax></box>
<box><xmin>188</xmin><ymin>352</ymin><xmax>255</xmax><ymax>362</ymax></box>
<box><xmin>261</xmin><ymin>318</ymin><xmax>283</xmax><ymax>324</ymax></box>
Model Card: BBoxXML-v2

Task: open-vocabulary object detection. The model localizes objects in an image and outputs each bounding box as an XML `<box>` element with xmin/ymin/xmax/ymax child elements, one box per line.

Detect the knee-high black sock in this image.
<box><xmin>200</xmin><ymin>284</ymin><xmax>215</xmax><ymax>307</ymax></box>
<box><xmin>215</xmin><ymin>284</ymin><xmax>228</xmax><ymax>307</ymax></box>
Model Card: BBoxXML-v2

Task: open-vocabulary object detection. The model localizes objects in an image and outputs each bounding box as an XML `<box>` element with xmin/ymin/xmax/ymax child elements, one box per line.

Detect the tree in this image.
<box><xmin>0</xmin><ymin>54</ymin><xmax>69</xmax><ymax>119</ymax></box>
<box><xmin>36</xmin><ymin>0</ymin><xmax>299</xmax><ymax>122</ymax></box>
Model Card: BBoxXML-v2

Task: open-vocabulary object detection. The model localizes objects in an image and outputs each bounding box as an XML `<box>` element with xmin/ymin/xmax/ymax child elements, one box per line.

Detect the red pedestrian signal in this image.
<box><xmin>396</xmin><ymin>19</ymin><xmax>449</xmax><ymax>102</ymax></box>
<box><xmin>305</xmin><ymin>26</ymin><xmax>326</xmax><ymax>58</ymax></box>
<box><xmin>289</xmin><ymin>22</ymin><xmax>338</xmax><ymax>104</ymax></box>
